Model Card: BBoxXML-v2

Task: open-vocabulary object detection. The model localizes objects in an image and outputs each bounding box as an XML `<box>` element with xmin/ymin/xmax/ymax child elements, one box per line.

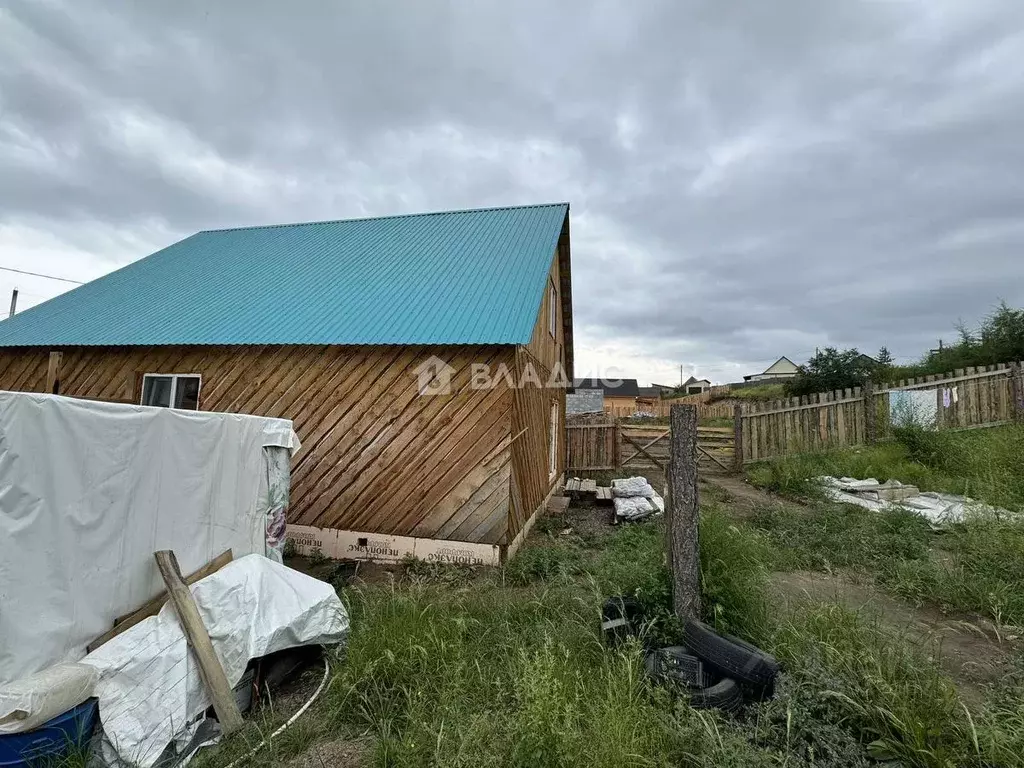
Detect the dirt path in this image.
<box><xmin>704</xmin><ymin>474</ymin><xmax>1020</xmax><ymax>704</ymax></box>
<box><xmin>700</xmin><ymin>473</ymin><xmax>802</xmax><ymax>519</ymax></box>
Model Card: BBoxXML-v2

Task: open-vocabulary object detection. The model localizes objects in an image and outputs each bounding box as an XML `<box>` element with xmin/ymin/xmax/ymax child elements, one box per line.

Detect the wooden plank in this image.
<box><xmin>154</xmin><ymin>550</ymin><xmax>243</xmax><ymax>735</ymax></box>
<box><xmin>748</xmin><ymin>395</ymin><xmax>863</xmax><ymax>417</ymax></box>
<box><xmin>620</xmin><ymin>429</ymin><xmax>669</xmax><ymax>469</ymax></box>
<box><xmin>697</xmin><ymin>444</ymin><xmax>730</xmax><ymax>471</ymax></box>
<box><xmin>732</xmin><ymin>404</ymin><xmax>743</xmax><ymax>473</ymax></box>
<box><xmin>667</xmin><ymin>405</ymin><xmax>699</xmax><ymax>622</ymax></box>
<box><xmin>87</xmin><ymin>549</ymin><xmax>234</xmax><ymax>652</ymax></box>
<box><xmin>45</xmin><ymin>351</ymin><xmax>62</xmax><ymax>394</ymax></box>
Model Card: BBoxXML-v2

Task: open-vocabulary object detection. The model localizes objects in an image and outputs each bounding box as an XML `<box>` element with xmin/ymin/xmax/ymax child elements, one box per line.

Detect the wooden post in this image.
<box><xmin>154</xmin><ymin>550</ymin><xmax>244</xmax><ymax>735</ymax></box>
<box><xmin>45</xmin><ymin>351</ymin><xmax>62</xmax><ymax>395</ymax></box>
<box><xmin>667</xmin><ymin>404</ymin><xmax>700</xmax><ymax>623</ymax></box>
<box><xmin>732</xmin><ymin>404</ymin><xmax>743</xmax><ymax>474</ymax></box>
<box><xmin>862</xmin><ymin>378</ymin><xmax>876</xmax><ymax>444</ymax></box>
<box><xmin>1011</xmin><ymin>363</ymin><xmax>1024</xmax><ymax>423</ymax></box>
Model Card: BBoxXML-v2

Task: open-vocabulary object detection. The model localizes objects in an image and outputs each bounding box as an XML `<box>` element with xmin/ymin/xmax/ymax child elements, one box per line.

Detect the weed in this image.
<box><xmin>747</xmin><ymin>425</ymin><xmax>1024</xmax><ymax>511</ymax></box>
<box><xmin>699</xmin><ymin>505</ymin><xmax>773</xmax><ymax>643</ymax></box>
<box><xmin>768</xmin><ymin>604</ymin><xmax>978</xmax><ymax>767</ymax></box>
<box><xmin>750</xmin><ymin>502</ymin><xmax>932</xmax><ymax>574</ymax></box>
<box><xmin>884</xmin><ymin>511</ymin><xmax>1024</xmax><ymax>626</ymax></box>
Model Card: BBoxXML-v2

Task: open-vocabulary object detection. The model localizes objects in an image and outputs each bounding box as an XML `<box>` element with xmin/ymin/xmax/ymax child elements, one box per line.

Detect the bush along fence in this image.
<box><xmin>738</xmin><ymin>361</ymin><xmax>1024</xmax><ymax>464</ymax></box>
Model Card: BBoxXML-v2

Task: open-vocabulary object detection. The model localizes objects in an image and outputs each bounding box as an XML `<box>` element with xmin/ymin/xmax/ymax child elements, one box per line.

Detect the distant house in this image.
<box><xmin>744</xmin><ymin>356</ymin><xmax>800</xmax><ymax>382</ymax></box>
<box><xmin>637</xmin><ymin>384</ymin><xmax>675</xmax><ymax>399</ymax></box>
<box><xmin>0</xmin><ymin>203</ymin><xmax>574</xmax><ymax>564</ymax></box>
<box><xmin>573</xmin><ymin>377</ymin><xmax>640</xmax><ymax>418</ymax></box>
<box><xmin>681</xmin><ymin>376</ymin><xmax>712</xmax><ymax>395</ymax></box>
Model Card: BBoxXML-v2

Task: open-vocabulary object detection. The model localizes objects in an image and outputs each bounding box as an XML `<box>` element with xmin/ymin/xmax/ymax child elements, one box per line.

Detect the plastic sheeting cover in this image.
<box><xmin>0</xmin><ymin>663</ymin><xmax>98</xmax><ymax>734</ymax></box>
<box><xmin>0</xmin><ymin>392</ymin><xmax>300</xmax><ymax>683</ymax></box>
<box><xmin>82</xmin><ymin>555</ymin><xmax>349</xmax><ymax>768</ymax></box>
<box><xmin>818</xmin><ymin>476</ymin><xmax>1015</xmax><ymax>527</ymax></box>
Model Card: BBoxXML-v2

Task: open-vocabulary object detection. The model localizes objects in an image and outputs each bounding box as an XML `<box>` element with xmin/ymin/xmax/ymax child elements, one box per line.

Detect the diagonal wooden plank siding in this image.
<box><xmin>0</xmin><ymin>344</ymin><xmax>518</xmax><ymax>545</ymax></box>
<box><xmin>509</xmin><ymin>348</ymin><xmax>564</xmax><ymax>533</ymax></box>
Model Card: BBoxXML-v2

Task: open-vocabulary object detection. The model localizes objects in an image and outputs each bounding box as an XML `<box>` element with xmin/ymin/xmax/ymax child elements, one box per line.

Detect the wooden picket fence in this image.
<box><xmin>738</xmin><ymin>362</ymin><xmax>1024</xmax><ymax>463</ymax></box>
<box><xmin>644</xmin><ymin>400</ymin><xmax>735</xmax><ymax>420</ymax></box>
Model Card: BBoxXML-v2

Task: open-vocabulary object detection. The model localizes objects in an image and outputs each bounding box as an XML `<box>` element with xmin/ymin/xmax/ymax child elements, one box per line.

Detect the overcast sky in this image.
<box><xmin>2</xmin><ymin>1</ymin><xmax>1023</xmax><ymax>385</ymax></box>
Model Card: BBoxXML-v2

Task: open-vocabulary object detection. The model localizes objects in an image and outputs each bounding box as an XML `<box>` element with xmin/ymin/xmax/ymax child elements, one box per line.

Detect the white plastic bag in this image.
<box><xmin>612</xmin><ymin>476</ymin><xmax>656</xmax><ymax>498</ymax></box>
<box><xmin>0</xmin><ymin>662</ymin><xmax>98</xmax><ymax>734</ymax></box>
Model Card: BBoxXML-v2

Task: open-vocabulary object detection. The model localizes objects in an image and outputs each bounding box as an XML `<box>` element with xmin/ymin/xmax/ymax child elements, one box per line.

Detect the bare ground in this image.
<box><xmin>703</xmin><ymin>474</ymin><xmax>1021</xmax><ymax>703</ymax></box>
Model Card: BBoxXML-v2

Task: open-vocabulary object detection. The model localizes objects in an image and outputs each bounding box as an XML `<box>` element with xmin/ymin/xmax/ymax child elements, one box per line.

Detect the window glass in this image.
<box><xmin>141</xmin><ymin>376</ymin><xmax>173</xmax><ymax>407</ymax></box>
<box><xmin>174</xmin><ymin>376</ymin><xmax>201</xmax><ymax>410</ymax></box>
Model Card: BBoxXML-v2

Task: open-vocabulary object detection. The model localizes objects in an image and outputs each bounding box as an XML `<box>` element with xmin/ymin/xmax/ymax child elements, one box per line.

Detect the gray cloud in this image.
<box><xmin>2</xmin><ymin>0</ymin><xmax>1023</xmax><ymax>384</ymax></box>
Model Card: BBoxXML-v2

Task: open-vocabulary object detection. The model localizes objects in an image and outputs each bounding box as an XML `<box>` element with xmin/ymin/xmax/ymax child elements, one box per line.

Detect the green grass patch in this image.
<box><xmin>750</xmin><ymin>502</ymin><xmax>933</xmax><ymax>573</ymax></box>
<box><xmin>747</xmin><ymin>425</ymin><xmax>1024</xmax><ymax>511</ymax></box>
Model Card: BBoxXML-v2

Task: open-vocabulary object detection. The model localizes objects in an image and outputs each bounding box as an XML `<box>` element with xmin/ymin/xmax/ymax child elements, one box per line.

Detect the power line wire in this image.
<box><xmin>0</xmin><ymin>266</ymin><xmax>84</xmax><ymax>285</ymax></box>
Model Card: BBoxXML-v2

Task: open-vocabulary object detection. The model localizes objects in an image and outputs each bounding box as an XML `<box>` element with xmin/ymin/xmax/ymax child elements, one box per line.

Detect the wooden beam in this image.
<box><xmin>45</xmin><ymin>351</ymin><xmax>62</xmax><ymax>394</ymax></box>
<box><xmin>87</xmin><ymin>550</ymin><xmax>233</xmax><ymax>652</ymax></box>
<box><xmin>698</xmin><ymin>444</ymin><xmax>730</xmax><ymax>471</ymax></box>
<box><xmin>154</xmin><ymin>550</ymin><xmax>244</xmax><ymax>735</ymax></box>
<box><xmin>620</xmin><ymin>430</ymin><xmax>668</xmax><ymax>469</ymax></box>
<box><xmin>1011</xmin><ymin>363</ymin><xmax>1023</xmax><ymax>424</ymax></box>
<box><xmin>862</xmin><ymin>378</ymin><xmax>876</xmax><ymax>444</ymax></box>
<box><xmin>732</xmin><ymin>404</ymin><xmax>743</xmax><ymax>474</ymax></box>
<box><xmin>667</xmin><ymin>405</ymin><xmax>700</xmax><ymax>623</ymax></box>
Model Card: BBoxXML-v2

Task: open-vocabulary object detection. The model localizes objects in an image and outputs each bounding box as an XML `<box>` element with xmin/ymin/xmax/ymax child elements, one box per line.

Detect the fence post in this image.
<box><xmin>1011</xmin><ymin>363</ymin><xmax>1024</xmax><ymax>423</ymax></box>
<box><xmin>668</xmin><ymin>404</ymin><xmax>700</xmax><ymax>623</ymax></box>
<box><xmin>863</xmin><ymin>378</ymin><xmax>876</xmax><ymax>444</ymax></box>
<box><xmin>732</xmin><ymin>404</ymin><xmax>743</xmax><ymax>473</ymax></box>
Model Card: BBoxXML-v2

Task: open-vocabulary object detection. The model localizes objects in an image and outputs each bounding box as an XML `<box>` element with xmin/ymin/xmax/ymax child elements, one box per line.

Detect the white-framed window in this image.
<box><xmin>141</xmin><ymin>374</ymin><xmax>202</xmax><ymax>410</ymax></box>
<box><xmin>548</xmin><ymin>282</ymin><xmax>557</xmax><ymax>337</ymax></box>
<box><xmin>548</xmin><ymin>401</ymin><xmax>559</xmax><ymax>478</ymax></box>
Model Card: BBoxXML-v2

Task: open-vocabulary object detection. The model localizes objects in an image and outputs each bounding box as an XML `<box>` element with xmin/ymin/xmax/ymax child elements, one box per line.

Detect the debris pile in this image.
<box><xmin>818</xmin><ymin>476</ymin><xmax>1015</xmax><ymax>527</ymax></box>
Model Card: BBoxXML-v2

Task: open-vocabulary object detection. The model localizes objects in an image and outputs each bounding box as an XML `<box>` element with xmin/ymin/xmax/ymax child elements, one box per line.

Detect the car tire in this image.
<box><xmin>683</xmin><ymin>620</ymin><xmax>780</xmax><ymax>690</ymax></box>
<box><xmin>689</xmin><ymin>677</ymin><xmax>743</xmax><ymax>713</ymax></box>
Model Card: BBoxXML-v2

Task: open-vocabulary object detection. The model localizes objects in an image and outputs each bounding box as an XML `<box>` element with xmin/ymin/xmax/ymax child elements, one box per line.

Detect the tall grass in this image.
<box><xmin>747</xmin><ymin>424</ymin><xmax>1024</xmax><ymax>511</ymax></box>
<box><xmin>321</xmin><ymin>582</ymin><xmax>792</xmax><ymax>767</ymax></box>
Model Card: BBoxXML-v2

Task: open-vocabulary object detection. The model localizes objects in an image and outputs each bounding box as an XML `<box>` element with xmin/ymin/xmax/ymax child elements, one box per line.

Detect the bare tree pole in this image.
<box><xmin>667</xmin><ymin>404</ymin><xmax>700</xmax><ymax>623</ymax></box>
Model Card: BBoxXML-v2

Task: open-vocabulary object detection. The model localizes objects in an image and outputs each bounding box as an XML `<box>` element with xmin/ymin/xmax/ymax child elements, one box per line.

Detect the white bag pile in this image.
<box><xmin>611</xmin><ymin>477</ymin><xmax>665</xmax><ymax>522</ymax></box>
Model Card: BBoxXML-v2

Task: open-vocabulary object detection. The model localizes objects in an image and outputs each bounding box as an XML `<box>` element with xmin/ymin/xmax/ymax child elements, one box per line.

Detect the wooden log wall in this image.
<box><xmin>0</xmin><ymin>344</ymin><xmax>521</xmax><ymax>545</ymax></box>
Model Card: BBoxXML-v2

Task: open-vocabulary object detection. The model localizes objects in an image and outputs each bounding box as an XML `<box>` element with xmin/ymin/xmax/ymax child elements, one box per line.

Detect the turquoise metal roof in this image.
<box><xmin>0</xmin><ymin>203</ymin><xmax>569</xmax><ymax>347</ymax></box>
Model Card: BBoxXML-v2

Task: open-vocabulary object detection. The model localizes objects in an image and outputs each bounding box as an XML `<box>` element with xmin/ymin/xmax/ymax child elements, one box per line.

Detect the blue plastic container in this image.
<box><xmin>0</xmin><ymin>699</ymin><xmax>98</xmax><ymax>767</ymax></box>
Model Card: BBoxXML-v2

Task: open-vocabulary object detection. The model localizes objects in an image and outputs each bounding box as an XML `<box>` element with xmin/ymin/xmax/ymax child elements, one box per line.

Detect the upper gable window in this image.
<box><xmin>549</xmin><ymin>283</ymin><xmax>557</xmax><ymax>337</ymax></box>
<box><xmin>141</xmin><ymin>374</ymin><xmax>201</xmax><ymax>410</ymax></box>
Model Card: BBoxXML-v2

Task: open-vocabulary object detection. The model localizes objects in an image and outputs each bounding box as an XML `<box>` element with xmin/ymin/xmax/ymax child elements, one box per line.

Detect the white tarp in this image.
<box><xmin>82</xmin><ymin>555</ymin><xmax>349</xmax><ymax>768</ymax></box>
<box><xmin>0</xmin><ymin>392</ymin><xmax>300</xmax><ymax>683</ymax></box>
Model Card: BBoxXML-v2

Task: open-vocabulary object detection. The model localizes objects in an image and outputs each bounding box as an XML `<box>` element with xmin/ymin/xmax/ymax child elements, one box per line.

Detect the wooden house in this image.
<box><xmin>0</xmin><ymin>204</ymin><xmax>573</xmax><ymax>564</ymax></box>
<box><xmin>573</xmin><ymin>377</ymin><xmax>640</xmax><ymax>418</ymax></box>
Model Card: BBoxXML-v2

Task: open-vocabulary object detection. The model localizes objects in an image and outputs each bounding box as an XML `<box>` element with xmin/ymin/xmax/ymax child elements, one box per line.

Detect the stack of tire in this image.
<box><xmin>600</xmin><ymin>598</ymin><xmax>779</xmax><ymax>713</ymax></box>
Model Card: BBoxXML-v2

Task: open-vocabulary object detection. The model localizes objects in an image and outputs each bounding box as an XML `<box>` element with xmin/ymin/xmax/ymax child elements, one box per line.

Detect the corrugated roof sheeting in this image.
<box><xmin>0</xmin><ymin>203</ymin><xmax>569</xmax><ymax>347</ymax></box>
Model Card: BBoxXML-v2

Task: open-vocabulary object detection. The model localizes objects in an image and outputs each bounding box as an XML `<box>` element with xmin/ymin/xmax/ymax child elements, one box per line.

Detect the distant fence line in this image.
<box><xmin>737</xmin><ymin>362</ymin><xmax>1024</xmax><ymax>464</ymax></box>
